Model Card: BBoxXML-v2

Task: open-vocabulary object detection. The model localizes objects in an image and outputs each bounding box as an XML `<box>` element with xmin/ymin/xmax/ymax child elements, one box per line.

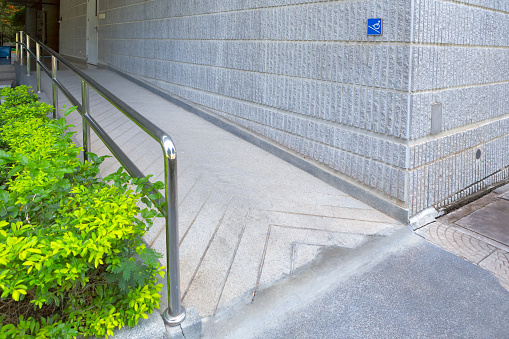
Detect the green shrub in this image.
<box><xmin>0</xmin><ymin>86</ymin><xmax>165</xmax><ymax>338</ymax></box>
<box><xmin>0</xmin><ymin>86</ymin><xmax>39</xmax><ymax>108</ymax></box>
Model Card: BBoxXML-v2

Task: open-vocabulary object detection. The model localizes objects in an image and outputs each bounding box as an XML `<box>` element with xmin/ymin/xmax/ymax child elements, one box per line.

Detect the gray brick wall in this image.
<box><xmin>59</xmin><ymin>0</ymin><xmax>87</xmax><ymax>59</ymax></box>
<box><xmin>59</xmin><ymin>0</ymin><xmax>509</xmax><ymax>219</ymax></box>
<box><xmin>408</xmin><ymin>0</ymin><xmax>509</xmax><ymax>215</ymax></box>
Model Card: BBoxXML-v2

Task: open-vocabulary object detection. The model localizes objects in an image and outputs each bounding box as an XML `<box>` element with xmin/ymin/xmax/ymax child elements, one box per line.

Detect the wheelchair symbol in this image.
<box><xmin>367</xmin><ymin>18</ymin><xmax>383</xmax><ymax>35</ymax></box>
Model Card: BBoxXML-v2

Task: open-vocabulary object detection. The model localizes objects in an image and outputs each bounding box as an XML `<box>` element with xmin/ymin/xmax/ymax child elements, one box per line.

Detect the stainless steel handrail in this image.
<box><xmin>16</xmin><ymin>31</ymin><xmax>186</xmax><ymax>326</ymax></box>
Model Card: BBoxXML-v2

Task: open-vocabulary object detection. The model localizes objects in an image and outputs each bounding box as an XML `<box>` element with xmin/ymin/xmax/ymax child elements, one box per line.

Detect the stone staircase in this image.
<box><xmin>0</xmin><ymin>60</ymin><xmax>15</xmax><ymax>88</ymax></box>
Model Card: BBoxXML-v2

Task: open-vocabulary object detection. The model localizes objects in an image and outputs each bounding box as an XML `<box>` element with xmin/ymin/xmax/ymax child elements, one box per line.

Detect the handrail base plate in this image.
<box><xmin>163</xmin><ymin>307</ymin><xmax>186</xmax><ymax>327</ymax></box>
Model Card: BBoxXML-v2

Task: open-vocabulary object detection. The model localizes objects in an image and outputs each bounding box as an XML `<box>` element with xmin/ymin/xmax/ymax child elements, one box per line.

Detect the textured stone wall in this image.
<box><xmin>408</xmin><ymin>0</ymin><xmax>509</xmax><ymax>215</ymax></box>
<box><xmin>59</xmin><ymin>0</ymin><xmax>509</xmax><ymax>219</ymax></box>
<box><xmin>59</xmin><ymin>0</ymin><xmax>87</xmax><ymax>59</ymax></box>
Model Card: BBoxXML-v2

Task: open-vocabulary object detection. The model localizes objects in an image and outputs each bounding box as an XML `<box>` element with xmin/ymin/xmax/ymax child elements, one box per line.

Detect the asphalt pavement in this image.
<box><xmin>204</xmin><ymin>228</ymin><xmax>509</xmax><ymax>338</ymax></box>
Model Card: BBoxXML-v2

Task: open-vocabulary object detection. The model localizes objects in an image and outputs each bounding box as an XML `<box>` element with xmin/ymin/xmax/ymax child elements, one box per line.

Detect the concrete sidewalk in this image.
<box><xmin>23</xmin><ymin>65</ymin><xmax>509</xmax><ymax>338</ymax></box>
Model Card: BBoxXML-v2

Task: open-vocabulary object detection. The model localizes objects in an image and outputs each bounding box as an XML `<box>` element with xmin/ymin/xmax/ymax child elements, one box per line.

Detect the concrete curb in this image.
<box><xmin>105</xmin><ymin>307</ymin><xmax>201</xmax><ymax>339</ymax></box>
<box><xmin>166</xmin><ymin>307</ymin><xmax>202</xmax><ymax>339</ymax></box>
<box><xmin>98</xmin><ymin>307</ymin><xmax>201</xmax><ymax>339</ymax></box>
<box><xmin>108</xmin><ymin>311</ymin><xmax>166</xmax><ymax>339</ymax></box>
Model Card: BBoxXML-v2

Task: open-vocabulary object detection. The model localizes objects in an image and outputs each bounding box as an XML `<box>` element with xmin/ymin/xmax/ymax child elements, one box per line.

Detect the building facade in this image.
<box><xmin>59</xmin><ymin>0</ymin><xmax>509</xmax><ymax>222</ymax></box>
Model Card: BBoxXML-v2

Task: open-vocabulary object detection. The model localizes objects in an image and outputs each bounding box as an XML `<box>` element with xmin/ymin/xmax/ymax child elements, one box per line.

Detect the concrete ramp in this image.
<box><xmin>33</xmin><ymin>67</ymin><xmax>403</xmax><ymax>318</ymax></box>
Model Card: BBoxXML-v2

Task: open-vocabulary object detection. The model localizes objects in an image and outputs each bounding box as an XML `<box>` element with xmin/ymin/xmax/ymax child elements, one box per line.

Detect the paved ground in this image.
<box><xmin>35</xmin><ymin>67</ymin><xmax>403</xmax><ymax>319</ymax></box>
<box><xmin>416</xmin><ymin>185</ymin><xmax>509</xmax><ymax>291</ymax></box>
<box><xmin>208</xmin><ymin>229</ymin><xmax>509</xmax><ymax>339</ymax></box>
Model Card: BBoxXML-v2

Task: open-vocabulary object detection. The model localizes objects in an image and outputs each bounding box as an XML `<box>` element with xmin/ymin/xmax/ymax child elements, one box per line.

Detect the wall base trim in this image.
<box><xmin>409</xmin><ymin>207</ymin><xmax>441</xmax><ymax>230</ymax></box>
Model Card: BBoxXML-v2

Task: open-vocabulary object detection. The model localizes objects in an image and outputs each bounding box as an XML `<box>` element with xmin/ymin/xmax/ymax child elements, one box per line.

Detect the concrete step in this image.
<box><xmin>0</xmin><ymin>63</ymin><xmax>14</xmax><ymax>88</ymax></box>
<box><xmin>0</xmin><ymin>64</ymin><xmax>14</xmax><ymax>78</ymax></box>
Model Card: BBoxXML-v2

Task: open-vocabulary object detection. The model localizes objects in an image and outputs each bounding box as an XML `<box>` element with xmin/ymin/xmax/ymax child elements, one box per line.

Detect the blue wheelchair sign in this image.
<box><xmin>367</xmin><ymin>18</ymin><xmax>383</xmax><ymax>35</ymax></box>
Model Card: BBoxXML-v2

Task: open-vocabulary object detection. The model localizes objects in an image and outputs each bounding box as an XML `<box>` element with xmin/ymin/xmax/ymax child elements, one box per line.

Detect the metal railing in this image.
<box><xmin>15</xmin><ymin>32</ymin><xmax>186</xmax><ymax>326</ymax></box>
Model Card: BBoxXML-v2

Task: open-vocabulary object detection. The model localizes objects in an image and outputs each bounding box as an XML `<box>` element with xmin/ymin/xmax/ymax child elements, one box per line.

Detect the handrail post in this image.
<box><xmin>51</xmin><ymin>55</ymin><xmax>58</xmax><ymax>119</ymax></box>
<box><xmin>19</xmin><ymin>32</ymin><xmax>23</xmax><ymax>65</ymax></box>
<box><xmin>161</xmin><ymin>137</ymin><xmax>186</xmax><ymax>327</ymax></box>
<box><xmin>15</xmin><ymin>33</ymin><xmax>18</xmax><ymax>61</ymax></box>
<box><xmin>36</xmin><ymin>42</ymin><xmax>41</xmax><ymax>93</ymax></box>
<box><xmin>81</xmin><ymin>80</ymin><xmax>91</xmax><ymax>163</ymax></box>
<box><xmin>26</xmin><ymin>36</ymin><xmax>30</xmax><ymax>76</ymax></box>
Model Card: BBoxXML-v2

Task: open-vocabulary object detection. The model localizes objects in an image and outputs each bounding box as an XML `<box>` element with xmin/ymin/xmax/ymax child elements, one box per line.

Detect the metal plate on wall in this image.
<box><xmin>431</xmin><ymin>103</ymin><xmax>443</xmax><ymax>135</ymax></box>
